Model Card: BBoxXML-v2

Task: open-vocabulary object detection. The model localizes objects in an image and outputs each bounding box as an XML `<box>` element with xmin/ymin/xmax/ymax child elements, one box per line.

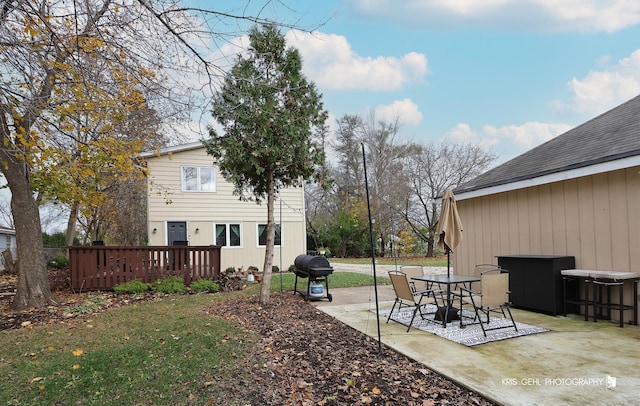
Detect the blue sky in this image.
<box><xmin>207</xmin><ymin>0</ymin><xmax>640</xmax><ymax>165</ymax></box>
<box><xmin>3</xmin><ymin>1</ymin><xmax>640</xmax><ymax>230</ymax></box>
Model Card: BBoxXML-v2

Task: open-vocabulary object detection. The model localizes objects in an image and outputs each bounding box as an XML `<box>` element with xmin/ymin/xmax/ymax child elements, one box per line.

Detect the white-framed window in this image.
<box><xmin>181</xmin><ymin>166</ymin><xmax>215</xmax><ymax>192</ymax></box>
<box><xmin>257</xmin><ymin>223</ymin><xmax>281</xmax><ymax>247</ymax></box>
<box><xmin>215</xmin><ymin>223</ymin><xmax>242</xmax><ymax>247</ymax></box>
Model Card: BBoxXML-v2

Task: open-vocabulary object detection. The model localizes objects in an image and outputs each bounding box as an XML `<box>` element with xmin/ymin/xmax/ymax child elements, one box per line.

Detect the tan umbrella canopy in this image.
<box><xmin>436</xmin><ymin>189</ymin><xmax>463</xmax><ymax>277</ymax></box>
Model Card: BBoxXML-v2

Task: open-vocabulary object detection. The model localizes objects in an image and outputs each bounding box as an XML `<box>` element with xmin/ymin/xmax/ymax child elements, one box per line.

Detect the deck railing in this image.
<box><xmin>68</xmin><ymin>245</ymin><xmax>221</xmax><ymax>291</ymax></box>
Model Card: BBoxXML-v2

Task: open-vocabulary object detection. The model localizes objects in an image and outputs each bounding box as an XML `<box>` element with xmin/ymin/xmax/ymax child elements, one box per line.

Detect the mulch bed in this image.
<box><xmin>204</xmin><ymin>292</ymin><xmax>495</xmax><ymax>405</ymax></box>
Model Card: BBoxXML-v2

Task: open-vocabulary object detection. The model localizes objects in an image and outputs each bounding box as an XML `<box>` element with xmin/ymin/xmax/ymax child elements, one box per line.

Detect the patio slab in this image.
<box><xmin>313</xmin><ymin>283</ymin><xmax>640</xmax><ymax>406</ymax></box>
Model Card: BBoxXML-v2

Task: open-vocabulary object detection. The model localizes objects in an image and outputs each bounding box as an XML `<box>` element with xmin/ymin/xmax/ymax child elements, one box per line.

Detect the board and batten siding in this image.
<box><xmin>145</xmin><ymin>145</ymin><xmax>307</xmax><ymax>272</ymax></box>
<box><xmin>454</xmin><ymin>167</ymin><xmax>640</xmax><ymax>319</ymax></box>
<box><xmin>455</xmin><ymin>167</ymin><xmax>639</xmax><ymax>273</ymax></box>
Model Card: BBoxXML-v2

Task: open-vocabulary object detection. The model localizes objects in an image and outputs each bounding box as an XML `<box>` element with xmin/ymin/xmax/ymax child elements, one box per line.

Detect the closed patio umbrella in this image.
<box><xmin>436</xmin><ymin>189</ymin><xmax>463</xmax><ymax>277</ymax></box>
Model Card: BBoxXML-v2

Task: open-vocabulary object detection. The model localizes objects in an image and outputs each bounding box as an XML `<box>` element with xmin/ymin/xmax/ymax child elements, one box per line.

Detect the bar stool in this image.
<box><xmin>561</xmin><ymin>269</ymin><xmax>592</xmax><ymax>321</ymax></box>
<box><xmin>590</xmin><ymin>271</ymin><xmax>639</xmax><ymax>328</ymax></box>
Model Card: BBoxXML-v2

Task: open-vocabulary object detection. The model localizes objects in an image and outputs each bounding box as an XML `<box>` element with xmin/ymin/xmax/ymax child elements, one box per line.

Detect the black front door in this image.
<box><xmin>167</xmin><ymin>221</ymin><xmax>187</xmax><ymax>245</ymax></box>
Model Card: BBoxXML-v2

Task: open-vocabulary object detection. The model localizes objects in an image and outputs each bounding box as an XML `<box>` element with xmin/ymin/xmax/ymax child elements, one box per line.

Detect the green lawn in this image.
<box><xmin>0</xmin><ymin>292</ymin><xmax>257</xmax><ymax>405</ymax></box>
<box><xmin>0</xmin><ymin>272</ymin><xmax>379</xmax><ymax>405</ymax></box>
<box><xmin>268</xmin><ymin>270</ymin><xmax>389</xmax><ymax>292</ymax></box>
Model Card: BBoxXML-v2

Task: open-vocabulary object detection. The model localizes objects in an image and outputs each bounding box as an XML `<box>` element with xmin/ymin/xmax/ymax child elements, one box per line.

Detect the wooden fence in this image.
<box><xmin>68</xmin><ymin>245</ymin><xmax>221</xmax><ymax>291</ymax></box>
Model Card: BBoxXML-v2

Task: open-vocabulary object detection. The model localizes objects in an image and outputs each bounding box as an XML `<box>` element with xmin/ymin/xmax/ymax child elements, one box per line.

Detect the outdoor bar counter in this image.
<box><xmin>561</xmin><ymin>269</ymin><xmax>639</xmax><ymax>327</ymax></box>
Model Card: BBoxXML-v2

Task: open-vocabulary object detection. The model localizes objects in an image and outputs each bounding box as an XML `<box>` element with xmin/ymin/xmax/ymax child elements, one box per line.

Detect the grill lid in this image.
<box><xmin>294</xmin><ymin>254</ymin><xmax>333</xmax><ymax>277</ymax></box>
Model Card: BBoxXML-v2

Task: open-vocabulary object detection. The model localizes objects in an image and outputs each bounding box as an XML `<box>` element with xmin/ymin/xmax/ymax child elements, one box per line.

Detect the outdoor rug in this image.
<box><xmin>377</xmin><ymin>305</ymin><xmax>550</xmax><ymax>347</ymax></box>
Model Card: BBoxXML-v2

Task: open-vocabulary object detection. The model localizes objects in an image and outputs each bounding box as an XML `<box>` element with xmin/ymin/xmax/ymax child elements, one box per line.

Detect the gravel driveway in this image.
<box><xmin>330</xmin><ymin>261</ymin><xmax>448</xmax><ymax>276</ymax></box>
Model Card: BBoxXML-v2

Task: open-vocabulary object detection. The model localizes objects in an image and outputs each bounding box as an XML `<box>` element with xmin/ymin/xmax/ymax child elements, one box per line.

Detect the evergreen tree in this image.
<box><xmin>205</xmin><ymin>24</ymin><xmax>327</xmax><ymax>305</ymax></box>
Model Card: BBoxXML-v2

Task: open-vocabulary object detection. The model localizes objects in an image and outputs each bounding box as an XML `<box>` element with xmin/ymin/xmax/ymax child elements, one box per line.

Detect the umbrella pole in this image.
<box><xmin>447</xmin><ymin>248</ymin><xmax>451</xmax><ymax>278</ymax></box>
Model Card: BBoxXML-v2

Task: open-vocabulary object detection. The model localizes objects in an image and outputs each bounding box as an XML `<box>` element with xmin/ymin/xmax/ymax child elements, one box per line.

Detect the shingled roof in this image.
<box><xmin>454</xmin><ymin>94</ymin><xmax>640</xmax><ymax>198</ymax></box>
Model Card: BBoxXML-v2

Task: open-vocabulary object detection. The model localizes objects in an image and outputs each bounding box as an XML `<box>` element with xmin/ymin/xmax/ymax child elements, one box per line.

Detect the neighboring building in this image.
<box><xmin>451</xmin><ymin>94</ymin><xmax>640</xmax><ymax>319</ymax></box>
<box><xmin>0</xmin><ymin>226</ymin><xmax>17</xmax><ymax>271</ymax></box>
<box><xmin>143</xmin><ymin>142</ymin><xmax>307</xmax><ymax>272</ymax></box>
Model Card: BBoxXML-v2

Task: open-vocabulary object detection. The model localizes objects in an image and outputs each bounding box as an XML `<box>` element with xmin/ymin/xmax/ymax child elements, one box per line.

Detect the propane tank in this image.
<box><xmin>309</xmin><ymin>282</ymin><xmax>324</xmax><ymax>298</ymax></box>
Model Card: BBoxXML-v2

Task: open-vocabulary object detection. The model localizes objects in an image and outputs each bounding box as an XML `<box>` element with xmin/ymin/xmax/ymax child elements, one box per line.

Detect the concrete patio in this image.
<box><xmin>311</xmin><ymin>266</ymin><xmax>640</xmax><ymax>406</ymax></box>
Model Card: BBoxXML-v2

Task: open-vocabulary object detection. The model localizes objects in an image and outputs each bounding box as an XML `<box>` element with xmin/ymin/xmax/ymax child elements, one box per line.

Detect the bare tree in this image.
<box><xmin>401</xmin><ymin>142</ymin><xmax>496</xmax><ymax>256</ymax></box>
<box><xmin>317</xmin><ymin>112</ymin><xmax>413</xmax><ymax>258</ymax></box>
<box><xmin>360</xmin><ymin>112</ymin><xmax>412</xmax><ymax>257</ymax></box>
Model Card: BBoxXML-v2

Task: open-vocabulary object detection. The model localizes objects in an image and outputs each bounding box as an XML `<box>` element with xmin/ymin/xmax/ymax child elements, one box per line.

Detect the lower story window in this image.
<box><xmin>258</xmin><ymin>224</ymin><xmax>281</xmax><ymax>246</ymax></box>
<box><xmin>215</xmin><ymin>223</ymin><xmax>241</xmax><ymax>247</ymax></box>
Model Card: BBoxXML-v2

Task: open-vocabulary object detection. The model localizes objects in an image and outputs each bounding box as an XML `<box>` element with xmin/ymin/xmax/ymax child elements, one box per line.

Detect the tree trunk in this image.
<box><xmin>259</xmin><ymin>172</ymin><xmax>276</xmax><ymax>305</ymax></box>
<box><xmin>66</xmin><ymin>202</ymin><xmax>79</xmax><ymax>248</ymax></box>
<box><xmin>4</xmin><ymin>161</ymin><xmax>52</xmax><ymax>311</ymax></box>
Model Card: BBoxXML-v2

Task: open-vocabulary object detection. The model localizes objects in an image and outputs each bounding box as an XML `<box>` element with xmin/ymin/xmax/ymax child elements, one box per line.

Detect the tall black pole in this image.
<box><xmin>362</xmin><ymin>143</ymin><xmax>382</xmax><ymax>354</ymax></box>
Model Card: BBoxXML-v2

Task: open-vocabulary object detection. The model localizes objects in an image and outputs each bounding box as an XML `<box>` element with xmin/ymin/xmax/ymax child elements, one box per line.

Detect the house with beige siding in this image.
<box><xmin>451</xmin><ymin>94</ymin><xmax>640</xmax><ymax>321</ymax></box>
<box><xmin>143</xmin><ymin>142</ymin><xmax>307</xmax><ymax>272</ymax></box>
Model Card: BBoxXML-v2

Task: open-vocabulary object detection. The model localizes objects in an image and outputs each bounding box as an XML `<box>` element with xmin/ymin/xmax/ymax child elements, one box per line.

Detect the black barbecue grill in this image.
<box><xmin>293</xmin><ymin>254</ymin><xmax>334</xmax><ymax>302</ymax></box>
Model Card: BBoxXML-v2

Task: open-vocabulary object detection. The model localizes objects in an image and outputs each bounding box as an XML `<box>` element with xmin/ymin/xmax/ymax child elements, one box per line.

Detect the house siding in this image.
<box><xmin>0</xmin><ymin>228</ymin><xmax>17</xmax><ymax>271</ymax></box>
<box><xmin>454</xmin><ymin>166</ymin><xmax>640</xmax><ymax>320</ymax></box>
<box><xmin>145</xmin><ymin>146</ymin><xmax>307</xmax><ymax>272</ymax></box>
<box><xmin>456</xmin><ymin>167</ymin><xmax>639</xmax><ymax>272</ymax></box>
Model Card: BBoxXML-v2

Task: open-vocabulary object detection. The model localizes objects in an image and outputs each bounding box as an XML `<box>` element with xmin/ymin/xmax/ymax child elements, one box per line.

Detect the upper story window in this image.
<box><xmin>182</xmin><ymin>166</ymin><xmax>215</xmax><ymax>192</ymax></box>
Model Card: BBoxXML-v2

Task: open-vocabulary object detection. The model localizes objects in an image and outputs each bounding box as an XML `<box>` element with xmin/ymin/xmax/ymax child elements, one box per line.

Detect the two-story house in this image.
<box><xmin>143</xmin><ymin>142</ymin><xmax>307</xmax><ymax>272</ymax></box>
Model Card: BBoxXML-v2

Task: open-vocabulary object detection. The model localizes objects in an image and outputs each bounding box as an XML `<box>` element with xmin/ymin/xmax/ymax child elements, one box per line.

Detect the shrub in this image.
<box><xmin>47</xmin><ymin>253</ymin><xmax>69</xmax><ymax>269</ymax></box>
<box><xmin>63</xmin><ymin>294</ymin><xmax>107</xmax><ymax>316</ymax></box>
<box><xmin>288</xmin><ymin>264</ymin><xmax>296</xmax><ymax>273</ymax></box>
<box><xmin>114</xmin><ymin>279</ymin><xmax>152</xmax><ymax>294</ymax></box>
<box><xmin>248</xmin><ymin>265</ymin><xmax>259</xmax><ymax>273</ymax></box>
<box><xmin>190</xmin><ymin>279</ymin><xmax>220</xmax><ymax>293</ymax></box>
<box><xmin>272</xmin><ymin>265</ymin><xmax>279</xmax><ymax>273</ymax></box>
<box><xmin>153</xmin><ymin>276</ymin><xmax>185</xmax><ymax>294</ymax></box>
<box><xmin>48</xmin><ymin>267</ymin><xmax>71</xmax><ymax>291</ymax></box>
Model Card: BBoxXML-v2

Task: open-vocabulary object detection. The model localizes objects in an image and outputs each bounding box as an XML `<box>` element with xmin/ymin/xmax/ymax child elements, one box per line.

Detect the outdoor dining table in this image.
<box><xmin>411</xmin><ymin>274</ymin><xmax>481</xmax><ymax>328</ymax></box>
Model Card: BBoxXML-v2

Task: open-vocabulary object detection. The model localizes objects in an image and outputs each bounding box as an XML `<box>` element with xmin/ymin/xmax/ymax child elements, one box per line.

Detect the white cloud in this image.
<box><xmin>442</xmin><ymin>123</ymin><xmax>499</xmax><ymax>154</ymax></box>
<box><xmin>285</xmin><ymin>30</ymin><xmax>428</xmax><ymax>91</ymax></box>
<box><xmin>374</xmin><ymin>99</ymin><xmax>423</xmax><ymax>125</ymax></box>
<box><xmin>443</xmin><ymin>121</ymin><xmax>572</xmax><ymax>161</ymax></box>
<box><xmin>345</xmin><ymin>0</ymin><xmax>640</xmax><ymax>33</ymax></box>
<box><xmin>482</xmin><ymin>121</ymin><xmax>573</xmax><ymax>147</ymax></box>
<box><xmin>553</xmin><ymin>49</ymin><xmax>640</xmax><ymax>116</ymax></box>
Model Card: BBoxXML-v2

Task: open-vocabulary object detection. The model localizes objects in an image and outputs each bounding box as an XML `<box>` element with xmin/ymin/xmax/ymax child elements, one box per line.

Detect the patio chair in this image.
<box><xmin>401</xmin><ymin>265</ymin><xmax>447</xmax><ymax>305</ymax></box>
<box><xmin>387</xmin><ymin>270</ymin><xmax>441</xmax><ymax>332</ymax></box>
<box><xmin>458</xmin><ymin>266</ymin><xmax>518</xmax><ymax>336</ymax></box>
<box><xmin>399</xmin><ymin>265</ymin><xmax>430</xmax><ymax>290</ymax></box>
